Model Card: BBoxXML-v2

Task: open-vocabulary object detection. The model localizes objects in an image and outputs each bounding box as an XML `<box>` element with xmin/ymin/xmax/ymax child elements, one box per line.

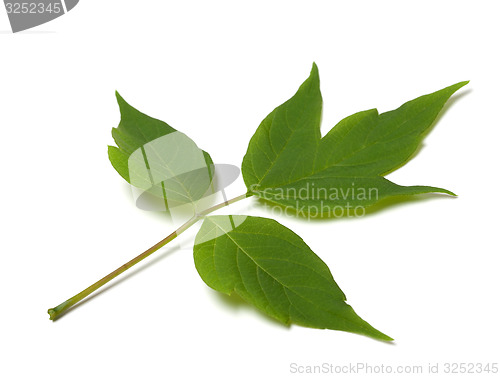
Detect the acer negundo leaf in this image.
<box><xmin>49</xmin><ymin>63</ymin><xmax>466</xmax><ymax>343</ymax></box>
<box><xmin>242</xmin><ymin>63</ymin><xmax>467</xmax><ymax>215</ymax></box>
<box><xmin>194</xmin><ymin>215</ymin><xmax>392</xmax><ymax>341</ymax></box>
<box><xmin>108</xmin><ymin>93</ymin><xmax>215</xmax><ymax>209</ymax></box>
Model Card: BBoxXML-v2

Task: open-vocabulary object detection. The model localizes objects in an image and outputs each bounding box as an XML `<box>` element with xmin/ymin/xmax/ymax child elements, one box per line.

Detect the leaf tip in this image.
<box><xmin>114</xmin><ymin>91</ymin><xmax>136</xmax><ymax>118</ymax></box>
<box><xmin>437</xmin><ymin>187</ymin><xmax>457</xmax><ymax>197</ymax></box>
<box><xmin>357</xmin><ymin>319</ymin><xmax>394</xmax><ymax>342</ymax></box>
<box><xmin>443</xmin><ymin>80</ymin><xmax>469</xmax><ymax>96</ymax></box>
<box><xmin>296</xmin><ymin>62</ymin><xmax>320</xmax><ymax>95</ymax></box>
<box><xmin>115</xmin><ymin>91</ymin><xmax>129</xmax><ymax>110</ymax></box>
<box><xmin>377</xmin><ymin>332</ymin><xmax>394</xmax><ymax>342</ymax></box>
<box><xmin>455</xmin><ymin>80</ymin><xmax>470</xmax><ymax>90</ymax></box>
<box><xmin>310</xmin><ymin>62</ymin><xmax>319</xmax><ymax>79</ymax></box>
<box><xmin>360</xmin><ymin>322</ymin><xmax>393</xmax><ymax>342</ymax></box>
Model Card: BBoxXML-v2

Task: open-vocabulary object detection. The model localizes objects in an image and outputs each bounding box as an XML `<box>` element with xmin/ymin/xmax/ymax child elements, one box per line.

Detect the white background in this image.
<box><xmin>1</xmin><ymin>1</ymin><xmax>499</xmax><ymax>376</ymax></box>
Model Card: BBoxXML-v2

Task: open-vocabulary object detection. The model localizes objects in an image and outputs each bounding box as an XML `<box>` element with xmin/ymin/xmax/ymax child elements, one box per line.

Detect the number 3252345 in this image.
<box><xmin>5</xmin><ymin>3</ymin><xmax>62</xmax><ymax>14</ymax></box>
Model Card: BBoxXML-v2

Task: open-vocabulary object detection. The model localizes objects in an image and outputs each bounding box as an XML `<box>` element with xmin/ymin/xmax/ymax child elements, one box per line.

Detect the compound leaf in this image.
<box><xmin>193</xmin><ymin>215</ymin><xmax>392</xmax><ymax>341</ymax></box>
<box><xmin>242</xmin><ymin>63</ymin><xmax>467</xmax><ymax>214</ymax></box>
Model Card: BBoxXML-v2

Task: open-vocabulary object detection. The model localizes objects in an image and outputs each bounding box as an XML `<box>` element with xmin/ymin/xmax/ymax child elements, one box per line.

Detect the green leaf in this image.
<box><xmin>108</xmin><ymin>92</ymin><xmax>214</xmax><ymax>208</ymax></box>
<box><xmin>193</xmin><ymin>215</ymin><xmax>392</xmax><ymax>341</ymax></box>
<box><xmin>242</xmin><ymin>63</ymin><xmax>467</xmax><ymax>214</ymax></box>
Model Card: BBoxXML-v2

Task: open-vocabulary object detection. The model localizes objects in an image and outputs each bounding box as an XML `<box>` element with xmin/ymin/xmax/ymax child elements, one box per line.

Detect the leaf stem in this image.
<box><xmin>48</xmin><ymin>192</ymin><xmax>252</xmax><ymax>321</ymax></box>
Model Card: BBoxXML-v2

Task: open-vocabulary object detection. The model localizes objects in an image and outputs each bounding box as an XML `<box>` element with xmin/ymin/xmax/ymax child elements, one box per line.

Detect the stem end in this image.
<box><xmin>48</xmin><ymin>300</ymin><xmax>73</xmax><ymax>321</ymax></box>
<box><xmin>48</xmin><ymin>308</ymin><xmax>58</xmax><ymax>321</ymax></box>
